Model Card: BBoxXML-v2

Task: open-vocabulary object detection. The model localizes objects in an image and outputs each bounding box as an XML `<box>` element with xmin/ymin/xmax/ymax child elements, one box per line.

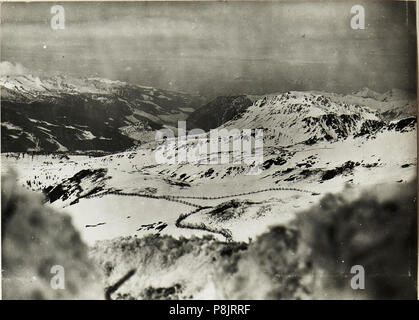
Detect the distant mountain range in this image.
<box><xmin>1</xmin><ymin>70</ymin><xmax>416</xmax><ymax>153</ymax></box>
<box><xmin>1</xmin><ymin>73</ymin><xmax>204</xmax><ymax>152</ymax></box>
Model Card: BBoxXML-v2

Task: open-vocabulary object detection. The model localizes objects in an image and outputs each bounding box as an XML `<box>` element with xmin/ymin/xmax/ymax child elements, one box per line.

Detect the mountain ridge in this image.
<box><xmin>1</xmin><ymin>73</ymin><xmax>205</xmax><ymax>153</ymax></box>
<box><xmin>1</xmin><ymin>68</ymin><xmax>416</xmax><ymax>153</ymax></box>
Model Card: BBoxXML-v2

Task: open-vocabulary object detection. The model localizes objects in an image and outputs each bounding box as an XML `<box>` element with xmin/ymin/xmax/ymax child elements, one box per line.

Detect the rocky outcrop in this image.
<box><xmin>186</xmin><ymin>95</ymin><xmax>253</xmax><ymax>131</ymax></box>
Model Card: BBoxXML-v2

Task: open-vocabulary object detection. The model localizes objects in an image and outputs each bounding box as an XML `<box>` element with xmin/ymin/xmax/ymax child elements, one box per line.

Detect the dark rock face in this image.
<box><xmin>321</xmin><ymin>161</ymin><xmax>360</xmax><ymax>181</ymax></box>
<box><xmin>387</xmin><ymin>117</ymin><xmax>417</xmax><ymax>132</ymax></box>
<box><xmin>186</xmin><ymin>95</ymin><xmax>253</xmax><ymax>131</ymax></box>
<box><xmin>263</xmin><ymin>157</ymin><xmax>287</xmax><ymax>169</ymax></box>
<box><xmin>42</xmin><ymin>168</ymin><xmax>108</xmax><ymax>205</ymax></box>
<box><xmin>303</xmin><ymin>114</ymin><xmax>386</xmax><ymax>140</ymax></box>
<box><xmin>356</xmin><ymin>119</ymin><xmax>386</xmax><ymax>136</ymax></box>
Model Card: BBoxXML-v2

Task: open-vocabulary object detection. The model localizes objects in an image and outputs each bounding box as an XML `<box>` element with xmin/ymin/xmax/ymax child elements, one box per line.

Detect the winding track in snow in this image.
<box><xmin>82</xmin><ymin>187</ymin><xmax>321</xmax><ymax>240</ymax></box>
<box><xmin>84</xmin><ymin>186</ymin><xmax>319</xmax><ymax>205</ymax></box>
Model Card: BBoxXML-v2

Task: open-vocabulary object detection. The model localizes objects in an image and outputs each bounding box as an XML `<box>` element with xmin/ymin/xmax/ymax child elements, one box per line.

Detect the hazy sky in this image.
<box><xmin>1</xmin><ymin>1</ymin><xmax>417</xmax><ymax>97</ymax></box>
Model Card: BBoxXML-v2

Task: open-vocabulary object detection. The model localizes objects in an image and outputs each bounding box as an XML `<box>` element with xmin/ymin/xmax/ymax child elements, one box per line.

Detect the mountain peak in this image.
<box><xmin>352</xmin><ymin>87</ymin><xmax>382</xmax><ymax>100</ymax></box>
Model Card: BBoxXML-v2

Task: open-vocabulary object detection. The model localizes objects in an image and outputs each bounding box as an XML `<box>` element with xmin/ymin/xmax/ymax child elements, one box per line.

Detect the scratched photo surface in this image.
<box><xmin>1</xmin><ymin>1</ymin><xmax>417</xmax><ymax>300</ymax></box>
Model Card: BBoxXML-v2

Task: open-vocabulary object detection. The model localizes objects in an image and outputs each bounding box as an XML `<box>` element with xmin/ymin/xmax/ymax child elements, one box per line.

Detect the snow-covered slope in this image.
<box><xmin>344</xmin><ymin>88</ymin><xmax>417</xmax><ymax>120</ymax></box>
<box><xmin>188</xmin><ymin>89</ymin><xmax>416</xmax><ymax>139</ymax></box>
<box><xmin>220</xmin><ymin>91</ymin><xmax>381</xmax><ymax>146</ymax></box>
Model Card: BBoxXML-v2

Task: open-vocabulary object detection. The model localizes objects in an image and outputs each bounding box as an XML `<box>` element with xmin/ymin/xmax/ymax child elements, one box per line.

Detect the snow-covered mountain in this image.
<box><xmin>344</xmin><ymin>88</ymin><xmax>417</xmax><ymax>121</ymax></box>
<box><xmin>220</xmin><ymin>91</ymin><xmax>382</xmax><ymax>146</ymax></box>
<box><xmin>1</xmin><ymin>73</ymin><xmax>204</xmax><ymax>152</ymax></box>
<box><xmin>188</xmin><ymin>89</ymin><xmax>416</xmax><ymax>142</ymax></box>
